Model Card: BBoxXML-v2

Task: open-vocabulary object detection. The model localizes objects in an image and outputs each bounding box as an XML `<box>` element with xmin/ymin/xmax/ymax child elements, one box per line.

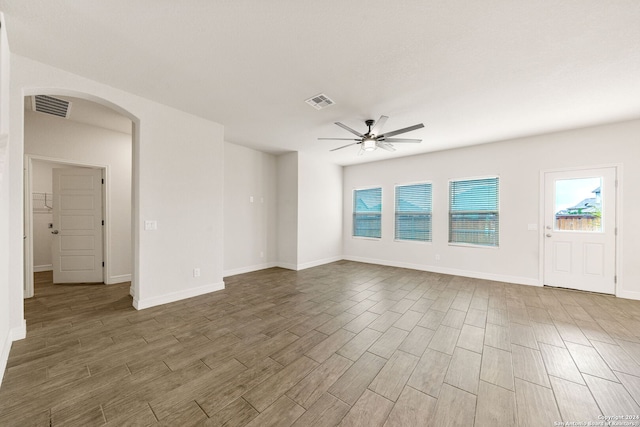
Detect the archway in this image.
<box><xmin>21</xmin><ymin>89</ymin><xmax>140</xmax><ymax>308</ymax></box>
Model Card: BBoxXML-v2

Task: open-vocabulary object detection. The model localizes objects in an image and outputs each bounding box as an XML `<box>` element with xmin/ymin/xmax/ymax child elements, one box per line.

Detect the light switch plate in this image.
<box><xmin>144</xmin><ymin>220</ymin><xmax>157</xmax><ymax>231</ymax></box>
<box><xmin>527</xmin><ymin>224</ymin><xmax>538</xmax><ymax>231</ymax></box>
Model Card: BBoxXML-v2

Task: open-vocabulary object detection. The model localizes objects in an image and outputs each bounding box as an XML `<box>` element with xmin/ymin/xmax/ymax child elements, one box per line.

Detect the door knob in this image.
<box><xmin>51</xmin><ymin>230</ymin><xmax>59</xmax><ymax>234</ymax></box>
<box><xmin>546</xmin><ymin>233</ymin><xmax>552</xmax><ymax>237</ymax></box>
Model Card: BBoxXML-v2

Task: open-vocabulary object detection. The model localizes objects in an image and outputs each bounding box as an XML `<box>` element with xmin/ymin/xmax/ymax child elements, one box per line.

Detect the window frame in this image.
<box><xmin>352</xmin><ymin>186</ymin><xmax>383</xmax><ymax>240</ymax></box>
<box><xmin>448</xmin><ymin>175</ymin><xmax>500</xmax><ymax>248</ymax></box>
<box><xmin>394</xmin><ymin>181</ymin><xmax>433</xmax><ymax>244</ymax></box>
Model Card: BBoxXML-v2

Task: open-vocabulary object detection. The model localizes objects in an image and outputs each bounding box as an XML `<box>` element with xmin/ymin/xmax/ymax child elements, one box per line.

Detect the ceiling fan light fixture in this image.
<box><xmin>319</xmin><ymin>116</ymin><xmax>424</xmax><ymax>155</ymax></box>
<box><xmin>363</xmin><ymin>138</ymin><xmax>377</xmax><ymax>151</ymax></box>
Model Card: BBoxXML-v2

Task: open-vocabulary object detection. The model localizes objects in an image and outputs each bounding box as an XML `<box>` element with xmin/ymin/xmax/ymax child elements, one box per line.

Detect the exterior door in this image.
<box><xmin>52</xmin><ymin>167</ymin><xmax>104</xmax><ymax>284</ymax></box>
<box><xmin>543</xmin><ymin>167</ymin><xmax>616</xmax><ymax>294</ymax></box>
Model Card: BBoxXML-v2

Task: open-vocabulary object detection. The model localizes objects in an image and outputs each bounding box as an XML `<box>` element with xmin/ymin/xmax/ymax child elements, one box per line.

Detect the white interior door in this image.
<box><xmin>543</xmin><ymin>167</ymin><xmax>616</xmax><ymax>294</ymax></box>
<box><xmin>52</xmin><ymin>167</ymin><xmax>104</xmax><ymax>284</ymax></box>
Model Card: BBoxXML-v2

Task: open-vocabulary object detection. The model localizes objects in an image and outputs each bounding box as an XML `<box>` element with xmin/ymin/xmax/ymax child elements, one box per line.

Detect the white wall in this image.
<box><xmin>274</xmin><ymin>152</ymin><xmax>343</xmax><ymax>271</ymax></box>
<box><xmin>0</xmin><ymin>12</ymin><xmax>13</xmax><ymax>387</ymax></box>
<box><xmin>25</xmin><ymin>112</ymin><xmax>133</xmax><ymax>281</ymax></box>
<box><xmin>276</xmin><ymin>152</ymin><xmax>298</xmax><ymax>269</ymax></box>
<box><xmin>224</xmin><ymin>147</ymin><xmax>342</xmax><ymax>275</ymax></box>
<box><xmin>297</xmin><ymin>153</ymin><xmax>343</xmax><ymax>269</ymax></box>
<box><xmin>343</xmin><ymin>119</ymin><xmax>640</xmax><ymax>299</ymax></box>
<box><xmin>129</xmin><ymin>98</ymin><xmax>224</xmax><ymax>308</ymax></box>
<box><xmin>223</xmin><ymin>142</ymin><xmax>277</xmax><ymax>276</ymax></box>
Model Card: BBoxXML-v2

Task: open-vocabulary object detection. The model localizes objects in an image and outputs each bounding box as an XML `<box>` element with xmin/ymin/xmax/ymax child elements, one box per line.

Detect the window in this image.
<box><xmin>449</xmin><ymin>177</ymin><xmax>499</xmax><ymax>246</ymax></box>
<box><xmin>353</xmin><ymin>187</ymin><xmax>382</xmax><ymax>238</ymax></box>
<box><xmin>395</xmin><ymin>183</ymin><xmax>432</xmax><ymax>242</ymax></box>
<box><xmin>554</xmin><ymin>177</ymin><xmax>602</xmax><ymax>232</ymax></box>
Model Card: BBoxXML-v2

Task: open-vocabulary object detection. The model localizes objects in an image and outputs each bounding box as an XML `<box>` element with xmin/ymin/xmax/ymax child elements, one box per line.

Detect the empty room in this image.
<box><xmin>1</xmin><ymin>1</ymin><xmax>639</xmax><ymax>426</ymax></box>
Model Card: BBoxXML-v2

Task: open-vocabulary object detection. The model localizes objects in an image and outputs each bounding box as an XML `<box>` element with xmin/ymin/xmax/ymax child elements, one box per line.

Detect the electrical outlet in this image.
<box><xmin>193</xmin><ymin>268</ymin><xmax>201</xmax><ymax>278</ymax></box>
<box><xmin>435</xmin><ymin>254</ymin><xmax>441</xmax><ymax>261</ymax></box>
<box><xmin>260</xmin><ymin>251</ymin><xmax>264</xmax><ymax>258</ymax></box>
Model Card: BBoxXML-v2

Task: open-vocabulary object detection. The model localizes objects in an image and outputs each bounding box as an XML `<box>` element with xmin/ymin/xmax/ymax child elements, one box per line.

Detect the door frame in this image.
<box><xmin>538</xmin><ymin>163</ymin><xmax>623</xmax><ymax>296</ymax></box>
<box><xmin>24</xmin><ymin>154</ymin><xmax>109</xmax><ymax>297</ymax></box>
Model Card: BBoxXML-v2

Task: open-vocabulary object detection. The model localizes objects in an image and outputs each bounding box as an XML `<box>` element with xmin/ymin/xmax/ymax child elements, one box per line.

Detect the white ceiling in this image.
<box><xmin>2</xmin><ymin>1</ymin><xmax>640</xmax><ymax>165</ymax></box>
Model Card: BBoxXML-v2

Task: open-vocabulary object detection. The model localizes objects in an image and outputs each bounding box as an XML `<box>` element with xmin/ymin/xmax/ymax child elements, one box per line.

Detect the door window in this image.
<box><xmin>554</xmin><ymin>177</ymin><xmax>602</xmax><ymax>232</ymax></box>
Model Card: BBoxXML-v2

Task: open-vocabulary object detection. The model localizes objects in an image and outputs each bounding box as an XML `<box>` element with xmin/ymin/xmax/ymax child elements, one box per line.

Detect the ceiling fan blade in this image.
<box><xmin>335</xmin><ymin>122</ymin><xmax>365</xmax><ymax>137</ymax></box>
<box><xmin>330</xmin><ymin>142</ymin><xmax>360</xmax><ymax>152</ymax></box>
<box><xmin>370</xmin><ymin>115</ymin><xmax>388</xmax><ymax>136</ymax></box>
<box><xmin>381</xmin><ymin>138</ymin><xmax>422</xmax><ymax>143</ymax></box>
<box><xmin>377</xmin><ymin>141</ymin><xmax>396</xmax><ymax>152</ymax></box>
<box><xmin>379</xmin><ymin>123</ymin><xmax>424</xmax><ymax>139</ymax></box>
<box><xmin>318</xmin><ymin>137</ymin><xmax>361</xmax><ymax>141</ymax></box>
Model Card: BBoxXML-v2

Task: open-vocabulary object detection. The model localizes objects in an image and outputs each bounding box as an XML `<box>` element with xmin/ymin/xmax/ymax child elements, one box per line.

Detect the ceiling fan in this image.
<box><xmin>319</xmin><ymin>115</ymin><xmax>424</xmax><ymax>154</ymax></box>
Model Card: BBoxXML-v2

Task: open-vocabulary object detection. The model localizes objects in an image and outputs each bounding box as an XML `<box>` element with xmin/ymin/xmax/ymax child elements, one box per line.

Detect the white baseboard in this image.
<box><xmin>224</xmin><ymin>259</ymin><xmax>342</xmax><ymax>276</ymax></box>
<box><xmin>133</xmin><ymin>281</ymin><xmax>225</xmax><ymax>310</ymax></box>
<box><xmin>617</xmin><ymin>289</ymin><xmax>640</xmax><ymax>301</ymax></box>
<box><xmin>11</xmin><ymin>320</ymin><xmax>27</xmax><ymax>341</ymax></box>
<box><xmin>277</xmin><ymin>262</ymin><xmax>298</xmax><ymax>271</ymax></box>
<box><xmin>0</xmin><ymin>331</ymin><xmax>10</xmax><ymax>387</ymax></box>
<box><xmin>343</xmin><ymin>255</ymin><xmax>540</xmax><ymax>287</ymax></box>
<box><xmin>223</xmin><ymin>262</ymin><xmax>278</xmax><ymax>277</ymax></box>
<box><xmin>0</xmin><ymin>320</ymin><xmax>27</xmax><ymax>387</ymax></box>
<box><xmin>296</xmin><ymin>256</ymin><xmax>343</xmax><ymax>271</ymax></box>
<box><xmin>276</xmin><ymin>256</ymin><xmax>343</xmax><ymax>272</ymax></box>
<box><xmin>33</xmin><ymin>264</ymin><xmax>52</xmax><ymax>272</ymax></box>
<box><xmin>106</xmin><ymin>274</ymin><xmax>132</xmax><ymax>285</ymax></box>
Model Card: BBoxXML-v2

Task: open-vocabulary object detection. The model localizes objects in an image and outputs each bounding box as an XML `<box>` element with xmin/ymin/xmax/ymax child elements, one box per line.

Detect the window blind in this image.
<box><xmin>449</xmin><ymin>177</ymin><xmax>499</xmax><ymax>246</ymax></box>
<box><xmin>353</xmin><ymin>187</ymin><xmax>382</xmax><ymax>238</ymax></box>
<box><xmin>395</xmin><ymin>183</ymin><xmax>432</xmax><ymax>242</ymax></box>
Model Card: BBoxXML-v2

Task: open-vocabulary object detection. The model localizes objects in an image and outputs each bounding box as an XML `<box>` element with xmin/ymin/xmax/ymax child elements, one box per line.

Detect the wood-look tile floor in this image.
<box><xmin>2</xmin><ymin>262</ymin><xmax>640</xmax><ymax>426</ymax></box>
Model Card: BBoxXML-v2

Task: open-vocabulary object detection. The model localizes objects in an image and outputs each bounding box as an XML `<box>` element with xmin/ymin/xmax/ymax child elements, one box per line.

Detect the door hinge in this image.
<box><xmin>102</xmin><ymin>220</ymin><xmax>104</xmax><ymax>226</ymax></box>
<box><xmin>614</xmin><ymin>275</ymin><xmax>617</xmax><ymax>284</ymax></box>
<box><xmin>615</xmin><ymin>227</ymin><xmax>617</xmax><ymax>236</ymax></box>
<box><xmin>102</xmin><ymin>261</ymin><xmax>105</xmax><ymax>267</ymax></box>
<box><xmin>101</xmin><ymin>178</ymin><xmax>104</xmax><ymax>184</ymax></box>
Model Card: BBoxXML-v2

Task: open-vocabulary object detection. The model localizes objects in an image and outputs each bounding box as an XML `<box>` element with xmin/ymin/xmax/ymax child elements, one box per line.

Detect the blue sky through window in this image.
<box><xmin>555</xmin><ymin>177</ymin><xmax>601</xmax><ymax>211</ymax></box>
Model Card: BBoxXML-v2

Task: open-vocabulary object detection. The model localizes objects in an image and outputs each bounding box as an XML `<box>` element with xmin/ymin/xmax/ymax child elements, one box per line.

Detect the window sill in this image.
<box><xmin>352</xmin><ymin>236</ymin><xmax>381</xmax><ymax>241</ymax></box>
<box><xmin>394</xmin><ymin>239</ymin><xmax>432</xmax><ymax>245</ymax></box>
<box><xmin>448</xmin><ymin>242</ymin><xmax>499</xmax><ymax>249</ymax></box>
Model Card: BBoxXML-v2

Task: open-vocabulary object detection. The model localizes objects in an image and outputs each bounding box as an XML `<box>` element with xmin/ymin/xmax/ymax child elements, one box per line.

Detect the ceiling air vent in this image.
<box><xmin>305</xmin><ymin>93</ymin><xmax>335</xmax><ymax>110</ymax></box>
<box><xmin>32</xmin><ymin>95</ymin><xmax>72</xmax><ymax>118</ymax></box>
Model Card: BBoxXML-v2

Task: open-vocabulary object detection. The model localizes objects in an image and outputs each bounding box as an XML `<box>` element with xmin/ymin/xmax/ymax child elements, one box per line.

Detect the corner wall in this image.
<box><xmin>0</xmin><ymin>11</ymin><xmax>13</xmax><ymax>387</ymax></box>
<box><xmin>297</xmin><ymin>153</ymin><xmax>343</xmax><ymax>269</ymax></box>
<box><xmin>274</xmin><ymin>152</ymin><xmax>343</xmax><ymax>271</ymax></box>
<box><xmin>223</xmin><ymin>142</ymin><xmax>277</xmax><ymax>276</ymax></box>
<box><xmin>276</xmin><ymin>152</ymin><xmax>298</xmax><ymax>269</ymax></box>
<box><xmin>224</xmin><ymin>148</ymin><xmax>343</xmax><ymax>277</ymax></box>
<box><xmin>343</xmin><ymin>119</ymin><xmax>640</xmax><ymax>299</ymax></box>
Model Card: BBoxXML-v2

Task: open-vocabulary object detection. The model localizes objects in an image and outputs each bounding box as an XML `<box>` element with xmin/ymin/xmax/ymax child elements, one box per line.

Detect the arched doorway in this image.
<box><xmin>21</xmin><ymin>90</ymin><xmax>140</xmax><ymax>308</ymax></box>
